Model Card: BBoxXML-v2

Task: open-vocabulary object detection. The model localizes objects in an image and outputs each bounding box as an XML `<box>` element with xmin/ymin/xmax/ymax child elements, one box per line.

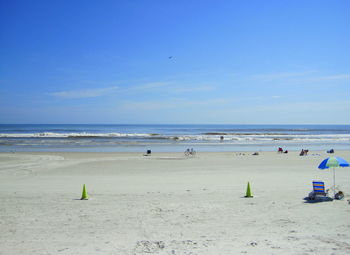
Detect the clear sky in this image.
<box><xmin>1</xmin><ymin>0</ymin><xmax>349</xmax><ymax>124</ymax></box>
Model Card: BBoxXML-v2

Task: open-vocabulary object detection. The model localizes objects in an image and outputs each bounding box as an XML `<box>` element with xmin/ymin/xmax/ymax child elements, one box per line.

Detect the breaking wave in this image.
<box><xmin>0</xmin><ymin>132</ymin><xmax>157</xmax><ymax>138</ymax></box>
<box><xmin>1</xmin><ymin>132</ymin><xmax>350</xmax><ymax>143</ymax></box>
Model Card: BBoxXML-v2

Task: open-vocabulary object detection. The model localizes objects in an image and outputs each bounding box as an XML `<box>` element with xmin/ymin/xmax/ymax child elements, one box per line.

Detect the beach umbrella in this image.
<box><xmin>318</xmin><ymin>156</ymin><xmax>349</xmax><ymax>197</ymax></box>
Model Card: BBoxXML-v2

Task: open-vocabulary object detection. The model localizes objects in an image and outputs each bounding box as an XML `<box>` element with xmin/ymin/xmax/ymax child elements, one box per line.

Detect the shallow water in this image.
<box><xmin>1</xmin><ymin>124</ymin><xmax>349</xmax><ymax>152</ymax></box>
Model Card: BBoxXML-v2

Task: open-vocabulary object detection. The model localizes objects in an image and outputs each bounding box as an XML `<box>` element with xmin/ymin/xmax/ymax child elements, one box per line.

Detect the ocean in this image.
<box><xmin>0</xmin><ymin>124</ymin><xmax>350</xmax><ymax>152</ymax></box>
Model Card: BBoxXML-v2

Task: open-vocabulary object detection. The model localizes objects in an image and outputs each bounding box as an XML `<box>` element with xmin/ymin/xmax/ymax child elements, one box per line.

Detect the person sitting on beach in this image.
<box><xmin>284</xmin><ymin>150</ymin><xmax>288</xmax><ymax>154</ymax></box>
<box><xmin>144</xmin><ymin>149</ymin><xmax>151</xmax><ymax>156</ymax></box>
<box><xmin>300</xmin><ymin>149</ymin><xmax>304</xmax><ymax>156</ymax></box>
<box><xmin>278</xmin><ymin>147</ymin><xmax>283</xmax><ymax>153</ymax></box>
<box><xmin>185</xmin><ymin>148</ymin><xmax>196</xmax><ymax>156</ymax></box>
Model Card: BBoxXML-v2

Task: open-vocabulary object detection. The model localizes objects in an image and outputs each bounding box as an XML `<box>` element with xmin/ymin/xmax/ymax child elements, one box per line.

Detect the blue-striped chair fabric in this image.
<box><xmin>313</xmin><ymin>181</ymin><xmax>326</xmax><ymax>195</ymax></box>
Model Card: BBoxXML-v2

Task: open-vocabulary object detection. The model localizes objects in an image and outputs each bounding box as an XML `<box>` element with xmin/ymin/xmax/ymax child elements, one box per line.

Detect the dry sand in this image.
<box><xmin>0</xmin><ymin>151</ymin><xmax>350</xmax><ymax>255</ymax></box>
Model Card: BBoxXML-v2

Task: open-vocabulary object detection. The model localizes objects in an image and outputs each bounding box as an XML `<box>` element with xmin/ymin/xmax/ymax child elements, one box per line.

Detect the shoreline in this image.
<box><xmin>0</xmin><ymin>148</ymin><xmax>349</xmax><ymax>155</ymax></box>
<box><xmin>1</xmin><ymin>145</ymin><xmax>349</xmax><ymax>154</ymax></box>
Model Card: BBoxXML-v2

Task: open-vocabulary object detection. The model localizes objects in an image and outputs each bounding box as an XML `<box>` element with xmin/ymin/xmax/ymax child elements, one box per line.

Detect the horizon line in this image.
<box><xmin>1</xmin><ymin>123</ymin><xmax>350</xmax><ymax>126</ymax></box>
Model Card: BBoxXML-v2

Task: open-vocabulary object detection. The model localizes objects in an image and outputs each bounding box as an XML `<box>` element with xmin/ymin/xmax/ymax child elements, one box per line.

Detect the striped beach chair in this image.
<box><xmin>306</xmin><ymin>181</ymin><xmax>333</xmax><ymax>202</ymax></box>
<box><xmin>312</xmin><ymin>181</ymin><xmax>327</xmax><ymax>197</ymax></box>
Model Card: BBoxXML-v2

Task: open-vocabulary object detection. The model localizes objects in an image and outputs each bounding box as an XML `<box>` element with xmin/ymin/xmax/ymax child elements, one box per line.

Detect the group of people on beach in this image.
<box><xmin>278</xmin><ymin>147</ymin><xmax>310</xmax><ymax>156</ymax></box>
<box><xmin>299</xmin><ymin>149</ymin><xmax>309</xmax><ymax>156</ymax></box>
<box><xmin>277</xmin><ymin>147</ymin><xmax>288</xmax><ymax>154</ymax></box>
<box><xmin>278</xmin><ymin>147</ymin><xmax>336</xmax><ymax>156</ymax></box>
<box><xmin>144</xmin><ymin>147</ymin><xmax>336</xmax><ymax>158</ymax></box>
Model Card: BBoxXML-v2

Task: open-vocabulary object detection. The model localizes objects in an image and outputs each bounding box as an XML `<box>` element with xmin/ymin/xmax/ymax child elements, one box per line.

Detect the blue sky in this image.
<box><xmin>1</xmin><ymin>0</ymin><xmax>349</xmax><ymax>124</ymax></box>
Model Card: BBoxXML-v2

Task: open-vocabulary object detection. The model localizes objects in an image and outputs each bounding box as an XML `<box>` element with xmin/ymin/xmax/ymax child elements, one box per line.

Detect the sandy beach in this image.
<box><xmin>1</xmin><ymin>151</ymin><xmax>350</xmax><ymax>255</ymax></box>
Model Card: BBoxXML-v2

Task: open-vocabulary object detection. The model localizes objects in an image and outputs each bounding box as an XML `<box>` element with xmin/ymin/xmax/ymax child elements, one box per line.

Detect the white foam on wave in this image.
<box><xmin>0</xmin><ymin>133</ymin><xmax>350</xmax><ymax>144</ymax></box>
<box><xmin>0</xmin><ymin>132</ymin><xmax>155</xmax><ymax>138</ymax></box>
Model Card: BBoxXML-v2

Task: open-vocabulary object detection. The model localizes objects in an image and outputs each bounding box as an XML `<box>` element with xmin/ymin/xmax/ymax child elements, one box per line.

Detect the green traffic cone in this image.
<box><xmin>245</xmin><ymin>182</ymin><xmax>253</xmax><ymax>198</ymax></box>
<box><xmin>81</xmin><ymin>184</ymin><xmax>89</xmax><ymax>200</ymax></box>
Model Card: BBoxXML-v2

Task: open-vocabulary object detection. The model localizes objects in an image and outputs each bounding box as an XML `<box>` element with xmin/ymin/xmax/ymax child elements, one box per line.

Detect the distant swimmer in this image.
<box><xmin>168</xmin><ymin>56</ymin><xmax>173</xmax><ymax>59</ymax></box>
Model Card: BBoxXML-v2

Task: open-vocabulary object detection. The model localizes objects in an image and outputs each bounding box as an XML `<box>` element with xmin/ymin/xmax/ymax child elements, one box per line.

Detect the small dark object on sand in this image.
<box><xmin>335</xmin><ymin>191</ymin><xmax>344</xmax><ymax>200</ymax></box>
<box><xmin>144</xmin><ymin>149</ymin><xmax>152</xmax><ymax>156</ymax></box>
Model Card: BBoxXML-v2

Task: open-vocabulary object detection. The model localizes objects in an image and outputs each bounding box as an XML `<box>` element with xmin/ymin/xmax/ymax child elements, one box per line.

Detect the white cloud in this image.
<box><xmin>252</xmin><ymin>71</ymin><xmax>350</xmax><ymax>83</ymax></box>
<box><xmin>51</xmin><ymin>86</ymin><xmax>119</xmax><ymax>99</ymax></box>
<box><xmin>229</xmin><ymin>100</ymin><xmax>350</xmax><ymax>114</ymax></box>
<box><xmin>306</xmin><ymin>74</ymin><xmax>350</xmax><ymax>81</ymax></box>
<box><xmin>130</xmin><ymin>81</ymin><xmax>215</xmax><ymax>93</ymax></box>
<box><xmin>49</xmin><ymin>79</ymin><xmax>216</xmax><ymax>100</ymax></box>
<box><xmin>132</xmin><ymin>82</ymin><xmax>171</xmax><ymax>90</ymax></box>
<box><xmin>173</xmin><ymin>85</ymin><xmax>215</xmax><ymax>93</ymax></box>
<box><xmin>252</xmin><ymin>71</ymin><xmax>315</xmax><ymax>81</ymax></box>
<box><xmin>118</xmin><ymin>98</ymin><xmax>230</xmax><ymax>111</ymax></box>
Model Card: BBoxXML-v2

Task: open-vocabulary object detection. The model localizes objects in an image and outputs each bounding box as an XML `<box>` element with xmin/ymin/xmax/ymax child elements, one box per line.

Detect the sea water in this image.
<box><xmin>0</xmin><ymin>124</ymin><xmax>349</xmax><ymax>152</ymax></box>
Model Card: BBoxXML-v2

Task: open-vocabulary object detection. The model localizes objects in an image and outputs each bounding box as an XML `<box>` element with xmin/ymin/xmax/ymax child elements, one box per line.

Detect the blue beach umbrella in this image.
<box><xmin>318</xmin><ymin>156</ymin><xmax>349</xmax><ymax>197</ymax></box>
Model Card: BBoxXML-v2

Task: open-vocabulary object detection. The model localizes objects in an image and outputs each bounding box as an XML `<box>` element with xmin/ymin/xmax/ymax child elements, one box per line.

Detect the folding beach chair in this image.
<box><xmin>308</xmin><ymin>181</ymin><xmax>332</xmax><ymax>201</ymax></box>
<box><xmin>312</xmin><ymin>181</ymin><xmax>327</xmax><ymax>197</ymax></box>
